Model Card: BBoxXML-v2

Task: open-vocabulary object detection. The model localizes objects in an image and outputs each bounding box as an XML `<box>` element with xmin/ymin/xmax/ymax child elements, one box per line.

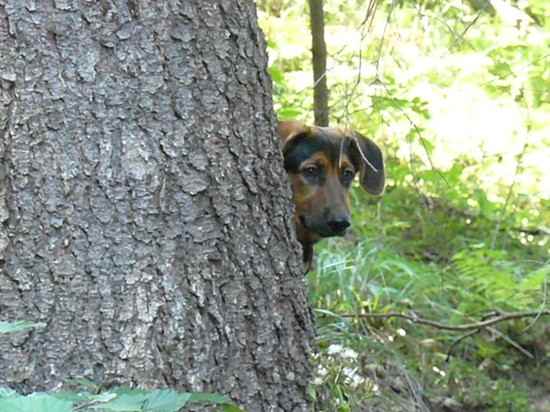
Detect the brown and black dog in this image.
<box><xmin>278</xmin><ymin>121</ymin><xmax>385</xmax><ymax>271</ymax></box>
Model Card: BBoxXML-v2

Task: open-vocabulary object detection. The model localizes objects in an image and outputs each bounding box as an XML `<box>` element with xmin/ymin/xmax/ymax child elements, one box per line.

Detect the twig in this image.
<box><xmin>487</xmin><ymin>325</ymin><xmax>534</xmax><ymax>359</ymax></box>
<box><xmin>523</xmin><ymin>278</ymin><xmax>548</xmax><ymax>333</ymax></box>
<box><xmin>446</xmin><ymin>329</ymin><xmax>479</xmax><ymax>361</ymax></box>
<box><xmin>334</xmin><ymin>310</ymin><xmax>550</xmax><ymax>332</ymax></box>
<box><xmin>418</xmin><ymin>11</ymin><xmax>475</xmax><ymax>51</ymax></box>
<box><xmin>343</xmin><ymin>0</ymin><xmax>386</xmax><ymax>127</ymax></box>
<box><xmin>490</xmin><ymin>142</ymin><xmax>529</xmax><ymax>249</ymax></box>
<box><xmin>352</xmin><ymin>134</ymin><xmax>379</xmax><ymax>173</ymax></box>
<box><xmin>378</xmin><ymin>82</ymin><xmax>449</xmax><ymax>188</ymax></box>
<box><xmin>374</xmin><ymin>0</ymin><xmax>394</xmax><ymax>79</ymax></box>
<box><xmin>511</xmin><ymin>226</ymin><xmax>550</xmax><ymax>236</ymax></box>
<box><xmin>445</xmin><ymin>325</ymin><xmax>535</xmax><ymax>360</ymax></box>
<box><xmin>359</xmin><ymin>0</ymin><xmax>379</xmax><ymax>29</ymax></box>
<box><xmin>459</xmin><ymin>10</ymin><xmax>483</xmax><ymax>40</ymax></box>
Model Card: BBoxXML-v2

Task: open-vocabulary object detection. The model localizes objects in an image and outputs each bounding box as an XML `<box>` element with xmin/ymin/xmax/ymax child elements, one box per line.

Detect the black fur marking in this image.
<box><xmin>283</xmin><ymin>131</ymin><xmax>347</xmax><ymax>173</ymax></box>
<box><xmin>349</xmin><ymin>132</ymin><xmax>385</xmax><ymax>195</ymax></box>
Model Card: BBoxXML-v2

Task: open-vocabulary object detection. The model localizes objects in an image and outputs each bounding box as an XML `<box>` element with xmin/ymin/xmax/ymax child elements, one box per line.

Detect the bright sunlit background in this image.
<box><xmin>261</xmin><ymin>0</ymin><xmax>549</xmax><ymax>207</ymax></box>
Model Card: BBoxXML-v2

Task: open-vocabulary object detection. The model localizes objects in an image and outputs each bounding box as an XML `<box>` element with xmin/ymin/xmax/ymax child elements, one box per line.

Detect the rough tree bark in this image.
<box><xmin>307</xmin><ymin>0</ymin><xmax>329</xmax><ymax>127</ymax></box>
<box><xmin>0</xmin><ymin>1</ymin><xmax>313</xmax><ymax>411</ymax></box>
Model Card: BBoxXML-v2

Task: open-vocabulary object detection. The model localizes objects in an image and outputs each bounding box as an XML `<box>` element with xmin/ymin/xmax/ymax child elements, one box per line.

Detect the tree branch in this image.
<box><xmin>335</xmin><ymin>310</ymin><xmax>550</xmax><ymax>332</ymax></box>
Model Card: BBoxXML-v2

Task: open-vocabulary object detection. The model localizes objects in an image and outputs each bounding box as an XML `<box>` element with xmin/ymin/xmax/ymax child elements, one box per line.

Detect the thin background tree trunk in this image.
<box><xmin>307</xmin><ymin>0</ymin><xmax>329</xmax><ymax>126</ymax></box>
<box><xmin>0</xmin><ymin>1</ymin><xmax>313</xmax><ymax>410</ymax></box>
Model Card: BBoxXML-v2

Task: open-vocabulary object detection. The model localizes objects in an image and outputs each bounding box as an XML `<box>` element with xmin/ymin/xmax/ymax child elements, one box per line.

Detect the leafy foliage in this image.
<box><xmin>0</xmin><ymin>393</ymin><xmax>74</xmax><ymax>412</ymax></box>
<box><xmin>0</xmin><ymin>384</ymin><xmax>242</xmax><ymax>412</ymax></box>
<box><xmin>260</xmin><ymin>0</ymin><xmax>549</xmax><ymax>410</ymax></box>
<box><xmin>0</xmin><ymin>321</ymin><xmax>46</xmax><ymax>334</ymax></box>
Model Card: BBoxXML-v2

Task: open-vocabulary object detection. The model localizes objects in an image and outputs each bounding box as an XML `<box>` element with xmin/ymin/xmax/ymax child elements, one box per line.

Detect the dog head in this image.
<box><xmin>278</xmin><ymin>120</ymin><xmax>384</xmax><ymax>248</ymax></box>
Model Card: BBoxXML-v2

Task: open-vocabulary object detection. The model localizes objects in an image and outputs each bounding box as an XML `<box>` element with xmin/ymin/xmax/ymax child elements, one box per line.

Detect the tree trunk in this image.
<box><xmin>307</xmin><ymin>0</ymin><xmax>329</xmax><ymax>126</ymax></box>
<box><xmin>0</xmin><ymin>1</ymin><xmax>313</xmax><ymax>411</ymax></box>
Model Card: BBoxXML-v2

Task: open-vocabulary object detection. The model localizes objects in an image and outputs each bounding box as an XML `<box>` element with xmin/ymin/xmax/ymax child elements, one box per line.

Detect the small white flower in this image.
<box><xmin>317</xmin><ymin>365</ymin><xmax>328</xmax><ymax>377</ymax></box>
<box><xmin>313</xmin><ymin>376</ymin><xmax>324</xmax><ymax>385</ymax></box>
<box><xmin>432</xmin><ymin>366</ymin><xmax>446</xmax><ymax>377</ymax></box>
<box><xmin>342</xmin><ymin>367</ymin><xmax>365</xmax><ymax>388</ymax></box>
<box><xmin>327</xmin><ymin>344</ymin><xmax>344</xmax><ymax>355</ymax></box>
<box><xmin>327</xmin><ymin>344</ymin><xmax>358</xmax><ymax>359</ymax></box>
<box><xmin>397</xmin><ymin>328</ymin><xmax>406</xmax><ymax>336</ymax></box>
<box><xmin>340</xmin><ymin>348</ymin><xmax>358</xmax><ymax>359</ymax></box>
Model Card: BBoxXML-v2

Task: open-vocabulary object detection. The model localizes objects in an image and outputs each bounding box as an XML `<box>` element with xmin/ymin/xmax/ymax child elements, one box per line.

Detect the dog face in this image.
<box><xmin>278</xmin><ymin>121</ymin><xmax>384</xmax><ymax>259</ymax></box>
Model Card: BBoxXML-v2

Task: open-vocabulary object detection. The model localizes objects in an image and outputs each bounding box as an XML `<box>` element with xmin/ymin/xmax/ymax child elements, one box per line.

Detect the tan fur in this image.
<box><xmin>278</xmin><ymin>120</ymin><xmax>384</xmax><ymax>271</ymax></box>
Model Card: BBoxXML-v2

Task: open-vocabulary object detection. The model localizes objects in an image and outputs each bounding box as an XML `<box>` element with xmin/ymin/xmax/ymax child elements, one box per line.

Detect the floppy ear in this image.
<box><xmin>351</xmin><ymin>132</ymin><xmax>385</xmax><ymax>195</ymax></box>
<box><xmin>277</xmin><ymin>120</ymin><xmax>312</xmax><ymax>154</ymax></box>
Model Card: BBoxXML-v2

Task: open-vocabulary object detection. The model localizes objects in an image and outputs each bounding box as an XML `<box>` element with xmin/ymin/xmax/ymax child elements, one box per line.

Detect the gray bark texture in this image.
<box><xmin>0</xmin><ymin>1</ymin><xmax>313</xmax><ymax>411</ymax></box>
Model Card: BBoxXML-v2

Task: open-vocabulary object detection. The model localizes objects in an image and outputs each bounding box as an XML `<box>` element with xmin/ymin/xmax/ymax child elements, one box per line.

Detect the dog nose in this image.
<box><xmin>327</xmin><ymin>218</ymin><xmax>350</xmax><ymax>233</ymax></box>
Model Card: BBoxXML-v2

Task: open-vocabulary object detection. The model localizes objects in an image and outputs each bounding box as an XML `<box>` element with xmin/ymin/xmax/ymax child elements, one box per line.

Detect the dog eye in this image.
<box><xmin>342</xmin><ymin>168</ymin><xmax>355</xmax><ymax>181</ymax></box>
<box><xmin>302</xmin><ymin>165</ymin><xmax>320</xmax><ymax>178</ymax></box>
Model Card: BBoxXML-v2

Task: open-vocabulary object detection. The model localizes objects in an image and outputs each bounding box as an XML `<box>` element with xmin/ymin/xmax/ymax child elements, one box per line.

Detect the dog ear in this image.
<box><xmin>277</xmin><ymin>121</ymin><xmax>311</xmax><ymax>152</ymax></box>
<box><xmin>350</xmin><ymin>132</ymin><xmax>385</xmax><ymax>195</ymax></box>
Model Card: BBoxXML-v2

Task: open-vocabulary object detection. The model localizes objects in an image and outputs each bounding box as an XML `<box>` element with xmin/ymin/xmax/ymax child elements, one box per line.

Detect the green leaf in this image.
<box><xmin>50</xmin><ymin>391</ymin><xmax>92</xmax><ymax>403</ymax></box>
<box><xmin>91</xmin><ymin>389</ymin><xmax>191</xmax><ymax>412</ymax></box>
<box><xmin>89</xmin><ymin>392</ymin><xmax>147</xmax><ymax>411</ymax></box>
<box><xmin>0</xmin><ymin>387</ymin><xmax>18</xmax><ymax>398</ymax></box>
<box><xmin>277</xmin><ymin>106</ymin><xmax>303</xmax><ymax>119</ymax></box>
<box><xmin>63</xmin><ymin>377</ymin><xmax>100</xmax><ymax>392</ymax></box>
<box><xmin>221</xmin><ymin>404</ymin><xmax>246</xmax><ymax>412</ymax></box>
<box><xmin>268</xmin><ymin>65</ymin><xmax>285</xmax><ymax>85</ymax></box>
<box><xmin>189</xmin><ymin>392</ymin><xmax>244</xmax><ymax>411</ymax></box>
<box><xmin>519</xmin><ymin>265</ymin><xmax>550</xmax><ymax>292</ymax></box>
<box><xmin>0</xmin><ymin>321</ymin><xmax>46</xmax><ymax>334</ymax></box>
<box><xmin>142</xmin><ymin>390</ymin><xmax>192</xmax><ymax>412</ymax></box>
<box><xmin>188</xmin><ymin>392</ymin><xmax>231</xmax><ymax>404</ymax></box>
<box><xmin>0</xmin><ymin>393</ymin><xmax>73</xmax><ymax>412</ymax></box>
<box><xmin>419</xmin><ymin>137</ymin><xmax>435</xmax><ymax>155</ymax></box>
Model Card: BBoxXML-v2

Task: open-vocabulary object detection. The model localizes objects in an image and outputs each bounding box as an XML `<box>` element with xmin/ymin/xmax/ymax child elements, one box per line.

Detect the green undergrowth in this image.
<box><xmin>0</xmin><ymin>383</ymin><xmax>242</xmax><ymax>412</ymax></box>
<box><xmin>259</xmin><ymin>0</ymin><xmax>550</xmax><ymax>408</ymax></box>
<box><xmin>308</xmin><ymin>166</ymin><xmax>549</xmax><ymax>411</ymax></box>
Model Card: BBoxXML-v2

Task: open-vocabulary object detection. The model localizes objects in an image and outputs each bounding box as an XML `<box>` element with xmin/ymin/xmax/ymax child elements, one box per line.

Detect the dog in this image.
<box><xmin>278</xmin><ymin>120</ymin><xmax>385</xmax><ymax>271</ymax></box>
